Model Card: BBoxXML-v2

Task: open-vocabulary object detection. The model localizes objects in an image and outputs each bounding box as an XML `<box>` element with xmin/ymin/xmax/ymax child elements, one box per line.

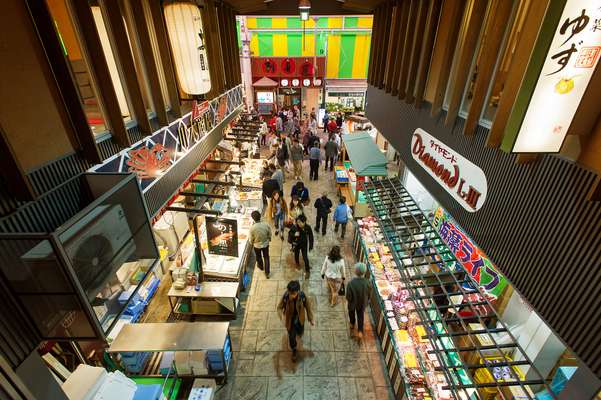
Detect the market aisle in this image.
<box><xmin>217</xmin><ymin>152</ymin><xmax>394</xmax><ymax>400</ymax></box>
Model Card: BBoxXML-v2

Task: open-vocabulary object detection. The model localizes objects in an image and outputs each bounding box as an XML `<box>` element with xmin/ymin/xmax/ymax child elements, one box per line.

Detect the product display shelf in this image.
<box><xmin>353</xmin><ymin>223</ymin><xmax>445</xmax><ymax>400</ymax></box>
<box><xmin>108</xmin><ymin>322</ymin><xmax>232</xmax><ymax>384</ymax></box>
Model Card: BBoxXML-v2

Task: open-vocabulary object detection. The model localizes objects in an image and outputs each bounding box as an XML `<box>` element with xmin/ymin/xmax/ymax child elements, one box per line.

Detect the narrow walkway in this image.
<box><xmin>218</xmin><ymin>140</ymin><xmax>393</xmax><ymax>400</ymax></box>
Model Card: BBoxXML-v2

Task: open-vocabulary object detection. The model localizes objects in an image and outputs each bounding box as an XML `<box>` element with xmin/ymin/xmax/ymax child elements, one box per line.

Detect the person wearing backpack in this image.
<box><xmin>276</xmin><ymin>139</ymin><xmax>288</xmax><ymax>169</ymax></box>
<box><xmin>288</xmin><ymin>214</ymin><xmax>314</xmax><ymax>277</ymax></box>
<box><xmin>277</xmin><ymin>280</ymin><xmax>314</xmax><ymax>362</ymax></box>
<box><xmin>333</xmin><ymin>196</ymin><xmax>351</xmax><ymax>239</ymax></box>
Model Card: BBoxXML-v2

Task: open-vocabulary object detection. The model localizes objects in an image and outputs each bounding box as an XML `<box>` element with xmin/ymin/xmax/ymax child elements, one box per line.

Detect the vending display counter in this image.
<box><xmin>353</xmin><ymin>217</ymin><xmax>454</xmax><ymax>400</ymax></box>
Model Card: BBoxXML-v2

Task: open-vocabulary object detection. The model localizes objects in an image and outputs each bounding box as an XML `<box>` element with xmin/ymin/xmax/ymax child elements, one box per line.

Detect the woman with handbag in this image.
<box><xmin>288</xmin><ymin>195</ymin><xmax>305</xmax><ymax>224</ymax></box>
<box><xmin>321</xmin><ymin>245</ymin><xmax>346</xmax><ymax>306</ymax></box>
<box><xmin>269</xmin><ymin>190</ymin><xmax>288</xmax><ymax>239</ymax></box>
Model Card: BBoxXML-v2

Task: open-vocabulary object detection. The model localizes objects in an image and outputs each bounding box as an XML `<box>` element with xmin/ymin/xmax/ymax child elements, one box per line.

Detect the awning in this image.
<box><xmin>342</xmin><ymin>133</ymin><xmax>388</xmax><ymax>176</ymax></box>
<box><xmin>252</xmin><ymin>77</ymin><xmax>278</xmax><ymax>87</ymax></box>
<box><xmin>325</xmin><ymin>79</ymin><xmax>368</xmax><ymax>93</ymax></box>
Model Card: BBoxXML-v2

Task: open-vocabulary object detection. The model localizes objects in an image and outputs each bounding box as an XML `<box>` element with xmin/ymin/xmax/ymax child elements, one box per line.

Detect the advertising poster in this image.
<box><xmin>432</xmin><ymin>207</ymin><xmax>507</xmax><ymax>298</ymax></box>
<box><xmin>205</xmin><ymin>217</ymin><xmax>238</xmax><ymax>257</ymax></box>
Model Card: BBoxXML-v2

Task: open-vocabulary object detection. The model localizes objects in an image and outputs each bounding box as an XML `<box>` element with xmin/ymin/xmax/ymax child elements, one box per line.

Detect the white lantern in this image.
<box><xmin>313</xmin><ymin>78</ymin><xmax>322</xmax><ymax>86</ymax></box>
<box><xmin>164</xmin><ymin>2</ymin><xmax>211</xmax><ymax>95</ymax></box>
<box><xmin>281</xmin><ymin>79</ymin><xmax>289</xmax><ymax>86</ymax></box>
<box><xmin>292</xmin><ymin>79</ymin><xmax>300</xmax><ymax>87</ymax></box>
<box><xmin>303</xmin><ymin>79</ymin><xmax>311</xmax><ymax>87</ymax></box>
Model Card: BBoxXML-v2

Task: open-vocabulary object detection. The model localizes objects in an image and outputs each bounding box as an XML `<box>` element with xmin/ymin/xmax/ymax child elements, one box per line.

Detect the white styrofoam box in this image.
<box><xmin>92</xmin><ymin>370</ymin><xmax>136</xmax><ymax>400</ymax></box>
<box><xmin>62</xmin><ymin>365</ymin><xmax>107</xmax><ymax>400</ymax></box>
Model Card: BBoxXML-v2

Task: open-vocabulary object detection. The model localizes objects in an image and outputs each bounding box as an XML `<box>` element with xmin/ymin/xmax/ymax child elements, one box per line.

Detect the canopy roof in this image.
<box><xmin>252</xmin><ymin>77</ymin><xmax>279</xmax><ymax>87</ymax></box>
<box><xmin>342</xmin><ymin>133</ymin><xmax>387</xmax><ymax>176</ymax></box>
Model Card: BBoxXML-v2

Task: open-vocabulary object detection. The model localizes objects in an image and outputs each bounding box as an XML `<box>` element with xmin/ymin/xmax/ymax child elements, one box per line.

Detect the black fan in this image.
<box><xmin>70</xmin><ymin>235</ymin><xmax>114</xmax><ymax>300</ymax></box>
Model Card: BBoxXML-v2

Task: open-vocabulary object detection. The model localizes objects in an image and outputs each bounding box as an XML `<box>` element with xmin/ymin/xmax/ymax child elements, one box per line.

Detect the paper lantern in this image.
<box><xmin>164</xmin><ymin>2</ymin><xmax>211</xmax><ymax>95</ymax></box>
<box><xmin>292</xmin><ymin>79</ymin><xmax>300</xmax><ymax>87</ymax></box>
<box><xmin>303</xmin><ymin>79</ymin><xmax>310</xmax><ymax>87</ymax></box>
<box><xmin>281</xmin><ymin>79</ymin><xmax>289</xmax><ymax>86</ymax></box>
<box><xmin>313</xmin><ymin>78</ymin><xmax>322</xmax><ymax>86</ymax></box>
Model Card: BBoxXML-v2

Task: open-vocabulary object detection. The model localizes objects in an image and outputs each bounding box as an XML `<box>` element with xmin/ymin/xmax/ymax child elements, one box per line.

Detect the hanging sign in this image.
<box><xmin>205</xmin><ymin>217</ymin><xmax>238</xmax><ymax>257</ymax></box>
<box><xmin>191</xmin><ymin>100</ymin><xmax>209</xmax><ymax>121</ymax></box>
<box><xmin>411</xmin><ymin>128</ymin><xmax>487</xmax><ymax>212</ymax></box>
<box><xmin>433</xmin><ymin>207</ymin><xmax>508</xmax><ymax>298</ymax></box>
<box><xmin>511</xmin><ymin>0</ymin><xmax>601</xmax><ymax>152</ymax></box>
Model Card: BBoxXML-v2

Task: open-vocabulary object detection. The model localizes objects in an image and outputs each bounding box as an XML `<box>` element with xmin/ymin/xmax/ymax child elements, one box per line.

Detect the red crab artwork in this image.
<box><xmin>126</xmin><ymin>143</ymin><xmax>172</xmax><ymax>179</ymax></box>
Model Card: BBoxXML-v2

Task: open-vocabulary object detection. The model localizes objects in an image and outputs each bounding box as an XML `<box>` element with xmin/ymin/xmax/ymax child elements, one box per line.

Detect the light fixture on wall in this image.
<box><xmin>164</xmin><ymin>2</ymin><xmax>211</xmax><ymax>95</ymax></box>
<box><xmin>299</xmin><ymin>0</ymin><xmax>311</xmax><ymax>21</ymax></box>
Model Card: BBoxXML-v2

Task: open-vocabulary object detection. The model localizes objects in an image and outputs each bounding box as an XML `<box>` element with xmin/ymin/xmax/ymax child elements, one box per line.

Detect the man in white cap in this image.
<box><xmin>345</xmin><ymin>262</ymin><xmax>371</xmax><ymax>339</ymax></box>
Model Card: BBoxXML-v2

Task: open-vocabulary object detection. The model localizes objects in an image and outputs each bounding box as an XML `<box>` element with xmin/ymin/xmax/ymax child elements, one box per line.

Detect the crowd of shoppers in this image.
<box><xmin>249</xmin><ymin>107</ymin><xmax>373</xmax><ymax>363</ymax></box>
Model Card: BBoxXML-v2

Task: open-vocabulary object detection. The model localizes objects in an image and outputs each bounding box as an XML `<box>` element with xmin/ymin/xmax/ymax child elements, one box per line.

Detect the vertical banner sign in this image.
<box><xmin>206</xmin><ymin>217</ymin><xmax>238</xmax><ymax>257</ymax></box>
<box><xmin>411</xmin><ymin>128</ymin><xmax>488</xmax><ymax>212</ymax></box>
<box><xmin>433</xmin><ymin>207</ymin><xmax>508</xmax><ymax>298</ymax></box>
<box><xmin>512</xmin><ymin>1</ymin><xmax>601</xmax><ymax>152</ymax></box>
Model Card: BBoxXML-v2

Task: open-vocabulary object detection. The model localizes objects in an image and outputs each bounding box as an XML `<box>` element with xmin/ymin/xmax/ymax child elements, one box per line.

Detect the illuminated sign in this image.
<box><xmin>257</xmin><ymin>91</ymin><xmax>274</xmax><ymax>103</ymax></box>
<box><xmin>206</xmin><ymin>217</ymin><xmax>238</xmax><ymax>257</ymax></box>
<box><xmin>511</xmin><ymin>0</ymin><xmax>601</xmax><ymax>152</ymax></box>
<box><xmin>411</xmin><ymin>128</ymin><xmax>487</xmax><ymax>212</ymax></box>
<box><xmin>433</xmin><ymin>207</ymin><xmax>508</xmax><ymax>298</ymax></box>
<box><xmin>164</xmin><ymin>3</ymin><xmax>211</xmax><ymax>95</ymax></box>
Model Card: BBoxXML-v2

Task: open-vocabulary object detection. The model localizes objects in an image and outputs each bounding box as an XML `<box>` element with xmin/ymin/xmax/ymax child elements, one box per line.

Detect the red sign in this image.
<box><xmin>127</xmin><ymin>144</ymin><xmax>171</xmax><ymax>179</ymax></box>
<box><xmin>191</xmin><ymin>100</ymin><xmax>209</xmax><ymax>120</ymax></box>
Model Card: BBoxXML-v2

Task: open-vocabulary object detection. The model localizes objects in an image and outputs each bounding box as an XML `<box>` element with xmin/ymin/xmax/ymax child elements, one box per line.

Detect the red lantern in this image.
<box><xmin>281</xmin><ymin>58</ymin><xmax>296</xmax><ymax>75</ymax></box>
<box><xmin>301</xmin><ymin>61</ymin><xmax>314</xmax><ymax>76</ymax></box>
<box><xmin>262</xmin><ymin>59</ymin><xmax>277</xmax><ymax>74</ymax></box>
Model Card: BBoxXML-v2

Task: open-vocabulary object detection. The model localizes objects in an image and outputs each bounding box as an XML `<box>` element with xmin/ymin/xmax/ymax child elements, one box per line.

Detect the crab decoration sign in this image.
<box><xmin>126</xmin><ymin>144</ymin><xmax>172</xmax><ymax>180</ymax></box>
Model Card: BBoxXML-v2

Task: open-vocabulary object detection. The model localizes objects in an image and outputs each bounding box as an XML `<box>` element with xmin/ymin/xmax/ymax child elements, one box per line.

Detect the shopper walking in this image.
<box><xmin>324</xmin><ymin>135</ymin><xmax>338</xmax><ymax>172</ymax></box>
<box><xmin>288</xmin><ymin>195</ymin><xmax>305</xmax><ymax>226</ymax></box>
<box><xmin>346</xmin><ymin>262</ymin><xmax>370</xmax><ymax>339</ymax></box>
<box><xmin>327</xmin><ymin>117</ymin><xmax>338</xmax><ymax>134</ymax></box>
<box><xmin>309</xmin><ymin>142</ymin><xmax>321</xmax><ymax>181</ymax></box>
<box><xmin>262</xmin><ymin>173</ymin><xmax>280</xmax><ymax>206</ymax></box>
<box><xmin>290</xmin><ymin>138</ymin><xmax>304</xmax><ymax>180</ymax></box>
<box><xmin>336</xmin><ymin>112</ymin><xmax>343</xmax><ymax>128</ymax></box>
<box><xmin>321</xmin><ymin>246</ymin><xmax>346</xmax><ymax>306</ymax></box>
<box><xmin>259</xmin><ymin>118</ymin><xmax>268</xmax><ymax>146</ymax></box>
<box><xmin>322</xmin><ymin>110</ymin><xmax>330</xmax><ymax>133</ymax></box>
<box><xmin>271</xmin><ymin>164</ymin><xmax>284</xmax><ymax>191</ymax></box>
<box><xmin>313</xmin><ymin>192</ymin><xmax>332</xmax><ymax>235</ymax></box>
<box><xmin>333</xmin><ymin>196</ymin><xmax>351</xmax><ymax>239</ymax></box>
<box><xmin>290</xmin><ymin>181</ymin><xmax>309</xmax><ymax>205</ymax></box>
<box><xmin>269</xmin><ymin>190</ymin><xmax>287</xmax><ymax>239</ymax></box>
<box><xmin>288</xmin><ymin>214</ymin><xmax>314</xmax><ymax>276</ymax></box>
<box><xmin>277</xmin><ymin>280</ymin><xmax>314</xmax><ymax>362</ymax></box>
<box><xmin>276</xmin><ymin>139</ymin><xmax>289</xmax><ymax>170</ymax></box>
<box><xmin>249</xmin><ymin>211</ymin><xmax>272</xmax><ymax>278</ymax></box>
<box><xmin>276</xmin><ymin>113</ymin><xmax>283</xmax><ymax>134</ymax></box>
<box><xmin>308</xmin><ymin>114</ymin><xmax>318</xmax><ymax>135</ymax></box>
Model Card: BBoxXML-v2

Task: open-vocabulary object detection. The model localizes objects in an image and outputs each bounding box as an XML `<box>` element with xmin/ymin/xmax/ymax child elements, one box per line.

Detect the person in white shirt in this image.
<box><xmin>321</xmin><ymin>245</ymin><xmax>346</xmax><ymax>306</ymax></box>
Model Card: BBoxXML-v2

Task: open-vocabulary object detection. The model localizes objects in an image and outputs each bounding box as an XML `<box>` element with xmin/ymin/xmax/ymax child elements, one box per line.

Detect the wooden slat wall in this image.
<box><xmin>383</xmin><ymin>2</ymin><xmax>400</xmax><ymax>92</ymax></box>
<box><xmin>462</xmin><ymin>0</ymin><xmax>514</xmax><ymax>135</ymax></box>
<box><xmin>404</xmin><ymin>0</ymin><xmax>429</xmax><ymax>103</ymax></box>
<box><xmin>414</xmin><ymin>0</ymin><xmax>442</xmax><ymax>107</ymax></box>
<box><xmin>390</xmin><ymin>0</ymin><xmax>410</xmax><ymax>96</ymax></box>
<box><xmin>444</xmin><ymin>0</ymin><xmax>488</xmax><ymax>126</ymax></box>
<box><xmin>396</xmin><ymin>0</ymin><xmax>417</xmax><ymax>99</ymax></box>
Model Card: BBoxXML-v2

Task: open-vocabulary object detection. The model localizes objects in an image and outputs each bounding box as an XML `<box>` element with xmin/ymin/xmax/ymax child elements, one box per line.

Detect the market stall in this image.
<box><xmin>352</xmin><ymin>177</ymin><xmax>553</xmax><ymax>400</ymax></box>
<box><xmin>336</xmin><ymin>132</ymin><xmax>387</xmax><ymax>216</ymax></box>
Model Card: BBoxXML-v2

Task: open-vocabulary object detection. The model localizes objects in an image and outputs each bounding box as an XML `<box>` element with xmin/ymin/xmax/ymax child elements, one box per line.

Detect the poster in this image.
<box><xmin>432</xmin><ymin>207</ymin><xmax>507</xmax><ymax>298</ymax></box>
<box><xmin>205</xmin><ymin>217</ymin><xmax>238</xmax><ymax>257</ymax></box>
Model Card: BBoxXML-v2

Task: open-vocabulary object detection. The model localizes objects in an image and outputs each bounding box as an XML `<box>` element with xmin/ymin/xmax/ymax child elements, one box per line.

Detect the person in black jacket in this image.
<box><xmin>262</xmin><ymin>175</ymin><xmax>280</xmax><ymax>206</ymax></box>
<box><xmin>313</xmin><ymin>191</ymin><xmax>332</xmax><ymax>236</ymax></box>
<box><xmin>288</xmin><ymin>214</ymin><xmax>314</xmax><ymax>277</ymax></box>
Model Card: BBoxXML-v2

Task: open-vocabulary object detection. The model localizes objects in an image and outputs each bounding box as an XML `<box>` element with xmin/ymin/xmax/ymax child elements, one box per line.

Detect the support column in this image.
<box><xmin>67</xmin><ymin>0</ymin><xmax>130</xmax><ymax>148</ymax></box>
<box><xmin>146</xmin><ymin>0</ymin><xmax>181</xmax><ymax>118</ymax></box>
<box><xmin>25</xmin><ymin>0</ymin><xmax>101</xmax><ymax>162</ymax></box>
<box><xmin>239</xmin><ymin>16</ymin><xmax>253</xmax><ymax>108</ymax></box>
<box><xmin>128</xmin><ymin>0</ymin><xmax>168</xmax><ymax>126</ymax></box>
<box><xmin>98</xmin><ymin>0</ymin><xmax>151</xmax><ymax>136</ymax></box>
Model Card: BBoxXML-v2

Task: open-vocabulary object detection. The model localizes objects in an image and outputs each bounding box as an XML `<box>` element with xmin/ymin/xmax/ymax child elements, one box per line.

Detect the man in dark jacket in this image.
<box><xmin>262</xmin><ymin>175</ymin><xmax>280</xmax><ymax>205</ymax></box>
<box><xmin>288</xmin><ymin>214</ymin><xmax>314</xmax><ymax>277</ymax></box>
<box><xmin>346</xmin><ymin>262</ymin><xmax>371</xmax><ymax>340</ymax></box>
<box><xmin>324</xmin><ymin>136</ymin><xmax>338</xmax><ymax>171</ymax></box>
<box><xmin>277</xmin><ymin>280</ymin><xmax>314</xmax><ymax>361</ymax></box>
<box><xmin>313</xmin><ymin>192</ymin><xmax>332</xmax><ymax>235</ymax></box>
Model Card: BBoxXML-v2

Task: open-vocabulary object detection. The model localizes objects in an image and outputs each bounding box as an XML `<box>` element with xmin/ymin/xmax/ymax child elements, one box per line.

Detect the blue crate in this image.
<box><xmin>133</xmin><ymin>384</ymin><xmax>162</xmax><ymax>400</ymax></box>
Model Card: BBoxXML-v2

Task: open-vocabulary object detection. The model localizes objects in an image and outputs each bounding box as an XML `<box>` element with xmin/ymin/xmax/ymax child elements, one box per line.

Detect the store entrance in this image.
<box><xmin>278</xmin><ymin>88</ymin><xmax>301</xmax><ymax>108</ymax></box>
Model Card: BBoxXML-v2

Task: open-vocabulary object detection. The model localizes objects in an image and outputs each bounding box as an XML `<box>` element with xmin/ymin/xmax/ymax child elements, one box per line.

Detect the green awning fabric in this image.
<box><xmin>342</xmin><ymin>133</ymin><xmax>388</xmax><ymax>176</ymax></box>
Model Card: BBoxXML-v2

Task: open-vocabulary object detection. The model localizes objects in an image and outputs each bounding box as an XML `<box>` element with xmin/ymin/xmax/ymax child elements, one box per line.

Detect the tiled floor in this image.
<box><xmin>216</xmin><ymin>138</ymin><xmax>394</xmax><ymax>400</ymax></box>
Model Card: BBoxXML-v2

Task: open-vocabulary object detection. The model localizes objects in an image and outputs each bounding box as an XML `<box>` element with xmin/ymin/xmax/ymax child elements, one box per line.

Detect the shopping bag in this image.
<box><xmin>338</xmin><ymin>282</ymin><xmax>346</xmax><ymax>296</ymax></box>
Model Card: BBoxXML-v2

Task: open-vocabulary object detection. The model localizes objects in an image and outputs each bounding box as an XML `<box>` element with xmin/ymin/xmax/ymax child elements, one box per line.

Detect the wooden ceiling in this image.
<box><xmin>223</xmin><ymin>0</ymin><xmax>383</xmax><ymax>15</ymax></box>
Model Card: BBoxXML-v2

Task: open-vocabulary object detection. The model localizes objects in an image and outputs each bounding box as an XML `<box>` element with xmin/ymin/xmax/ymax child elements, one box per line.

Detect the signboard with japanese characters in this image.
<box><xmin>205</xmin><ymin>217</ymin><xmax>238</xmax><ymax>257</ymax></box>
<box><xmin>512</xmin><ymin>0</ymin><xmax>601</xmax><ymax>153</ymax></box>
<box><xmin>411</xmin><ymin>128</ymin><xmax>487</xmax><ymax>212</ymax></box>
<box><xmin>433</xmin><ymin>207</ymin><xmax>508</xmax><ymax>298</ymax></box>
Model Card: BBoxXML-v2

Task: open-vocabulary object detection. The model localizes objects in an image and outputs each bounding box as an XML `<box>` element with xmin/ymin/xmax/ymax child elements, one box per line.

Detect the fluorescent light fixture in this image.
<box><xmin>299</xmin><ymin>0</ymin><xmax>310</xmax><ymax>21</ymax></box>
<box><xmin>300</xmin><ymin>10</ymin><xmax>309</xmax><ymax>21</ymax></box>
<box><xmin>164</xmin><ymin>2</ymin><xmax>212</xmax><ymax>95</ymax></box>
